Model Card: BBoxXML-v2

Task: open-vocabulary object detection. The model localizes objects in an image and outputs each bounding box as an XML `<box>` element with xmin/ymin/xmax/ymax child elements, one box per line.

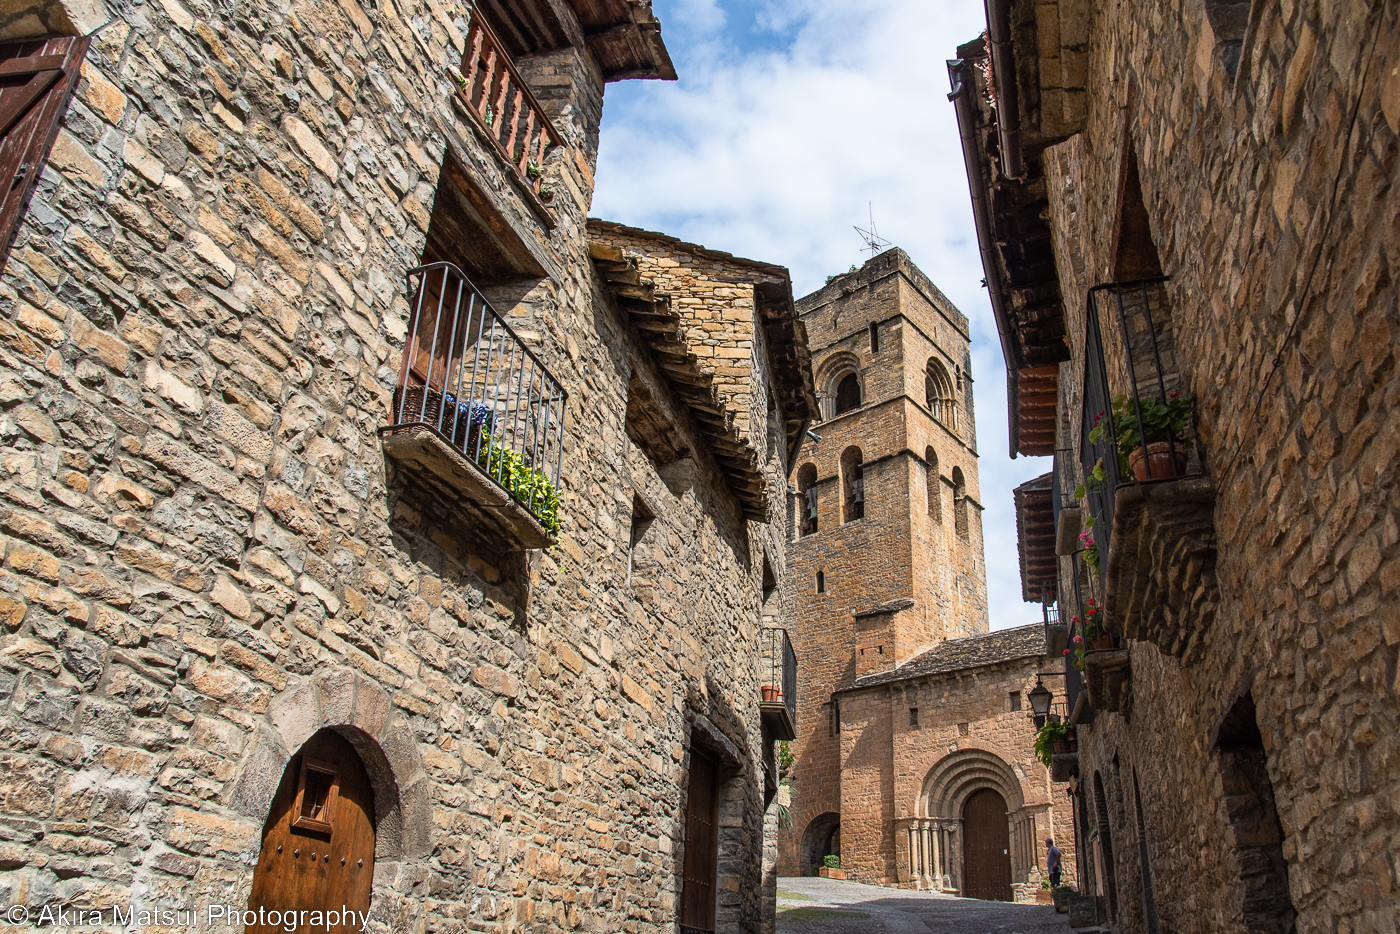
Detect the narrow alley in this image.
<box><xmin>777</xmin><ymin>878</ymin><xmax>1074</xmax><ymax>934</ymax></box>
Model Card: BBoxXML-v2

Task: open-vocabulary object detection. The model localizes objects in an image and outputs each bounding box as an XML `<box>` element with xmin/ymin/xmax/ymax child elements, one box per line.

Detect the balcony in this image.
<box><xmin>759</xmin><ymin>628</ymin><xmax>797</xmax><ymax>741</ymax></box>
<box><xmin>457</xmin><ymin>13</ymin><xmax>563</xmax><ymax>209</ymax></box>
<box><xmin>1079</xmin><ymin>279</ymin><xmax>1218</xmax><ymax>664</ymax></box>
<box><xmin>380</xmin><ymin>262</ymin><xmax>566</xmax><ymax>551</ymax></box>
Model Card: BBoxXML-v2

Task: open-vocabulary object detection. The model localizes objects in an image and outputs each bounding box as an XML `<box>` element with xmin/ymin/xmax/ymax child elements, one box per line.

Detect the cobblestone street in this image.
<box><xmin>777</xmin><ymin>878</ymin><xmax>1074</xmax><ymax>934</ymax></box>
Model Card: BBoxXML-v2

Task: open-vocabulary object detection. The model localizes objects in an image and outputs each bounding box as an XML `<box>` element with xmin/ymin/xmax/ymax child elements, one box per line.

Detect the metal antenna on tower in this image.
<box><xmin>854</xmin><ymin>202</ymin><xmax>891</xmax><ymax>260</ymax></box>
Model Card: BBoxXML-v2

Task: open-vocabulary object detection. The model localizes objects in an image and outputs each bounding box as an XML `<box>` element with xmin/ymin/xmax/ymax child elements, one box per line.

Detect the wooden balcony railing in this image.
<box><xmin>458</xmin><ymin>14</ymin><xmax>563</xmax><ymax>199</ymax></box>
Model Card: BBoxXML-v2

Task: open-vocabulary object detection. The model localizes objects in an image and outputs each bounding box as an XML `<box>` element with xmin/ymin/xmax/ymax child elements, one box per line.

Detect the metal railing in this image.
<box><xmin>458</xmin><ymin>14</ymin><xmax>563</xmax><ymax>199</ymax></box>
<box><xmin>760</xmin><ymin>627</ymin><xmax>797</xmax><ymax>729</ymax></box>
<box><xmin>388</xmin><ymin>262</ymin><xmax>567</xmax><ymax>526</ymax></box>
<box><xmin>1081</xmin><ymin>277</ymin><xmax>1191</xmax><ymax>561</ymax></box>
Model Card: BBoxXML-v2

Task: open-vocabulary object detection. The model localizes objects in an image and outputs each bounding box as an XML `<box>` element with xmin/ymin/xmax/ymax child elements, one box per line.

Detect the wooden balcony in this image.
<box><xmin>457</xmin><ymin>14</ymin><xmax>563</xmax><ymax>203</ymax></box>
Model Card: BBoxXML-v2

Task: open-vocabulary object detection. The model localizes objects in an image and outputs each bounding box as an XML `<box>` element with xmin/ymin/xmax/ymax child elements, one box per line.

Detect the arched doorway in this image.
<box><xmin>962</xmin><ymin>788</ymin><xmax>1012</xmax><ymax>901</ymax></box>
<box><xmin>800</xmin><ymin>812</ymin><xmax>841</xmax><ymax>875</ymax></box>
<box><xmin>246</xmin><ymin>729</ymin><xmax>377</xmax><ymax>933</ymax></box>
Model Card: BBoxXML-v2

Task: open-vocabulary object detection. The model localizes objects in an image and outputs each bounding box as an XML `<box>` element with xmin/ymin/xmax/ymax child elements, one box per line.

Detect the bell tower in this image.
<box><xmin>778</xmin><ymin>247</ymin><xmax>989</xmax><ymax>873</ymax></box>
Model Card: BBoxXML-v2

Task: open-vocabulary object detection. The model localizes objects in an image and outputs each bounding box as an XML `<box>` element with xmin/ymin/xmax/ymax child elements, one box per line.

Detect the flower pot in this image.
<box><xmin>1093</xmin><ymin>634</ymin><xmax>1116</xmax><ymax>651</ymax></box>
<box><xmin>1036</xmin><ymin>890</ymin><xmax>1055</xmax><ymax>905</ymax></box>
<box><xmin>761</xmin><ymin>685</ymin><xmax>782</xmax><ymax>703</ymax></box>
<box><xmin>1129</xmin><ymin>442</ymin><xmax>1188</xmax><ymax>481</ymax></box>
<box><xmin>1052</xmin><ymin>737</ymin><xmax>1077</xmax><ymax>755</ymax></box>
<box><xmin>819</xmin><ymin>867</ymin><xmax>846</xmax><ymax>880</ymax></box>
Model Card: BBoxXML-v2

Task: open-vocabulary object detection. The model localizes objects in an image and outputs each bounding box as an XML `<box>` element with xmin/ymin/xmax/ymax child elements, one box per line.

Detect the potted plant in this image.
<box><xmin>1036</xmin><ymin>879</ymin><xmax>1055</xmax><ymax>904</ymax></box>
<box><xmin>1034</xmin><ymin>719</ymin><xmax>1075</xmax><ymax>767</ymax></box>
<box><xmin>1080</xmin><ymin>598</ymin><xmax>1115</xmax><ymax>650</ymax></box>
<box><xmin>761</xmin><ymin>685</ymin><xmax>782</xmax><ymax>703</ymax></box>
<box><xmin>1103</xmin><ymin>391</ymin><xmax>1194</xmax><ymax>481</ymax></box>
<box><xmin>819</xmin><ymin>854</ymin><xmax>845</xmax><ymax>880</ymax></box>
<box><xmin>1052</xmin><ymin>884</ymin><xmax>1074</xmax><ymax>911</ymax></box>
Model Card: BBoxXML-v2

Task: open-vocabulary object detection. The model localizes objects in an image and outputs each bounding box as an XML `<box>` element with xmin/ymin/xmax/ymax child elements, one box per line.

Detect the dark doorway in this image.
<box><xmin>962</xmin><ymin>788</ymin><xmax>1012</xmax><ymax>901</ymax></box>
<box><xmin>246</xmin><ymin>729</ymin><xmax>376</xmax><ymax>934</ymax></box>
<box><xmin>679</xmin><ymin>748</ymin><xmax>720</xmax><ymax>934</ymax></box>
<box><xmin>800</xmin><ymin>811</ymin><xmax>842</xmax><ymax>876</ymax></box>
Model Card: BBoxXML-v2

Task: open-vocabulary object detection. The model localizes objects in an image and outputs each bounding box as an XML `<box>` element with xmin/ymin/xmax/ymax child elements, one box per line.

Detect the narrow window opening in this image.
<box><xmin>834</xmin><ymin>372</ymin><xmax>862</xmax><ymax>414</ymax></box>
<box><xmin>926</xmin><ymin>447</ymin><xmax>941</xmax><ymax>522</ymax></box>
<box><xmin>868</xmin><ymin>321</ymin><xmax>880</xmax><ymax>354</ymax></box>
<box><xmin>909</xmin><ymin>707</ymin><xmax>919</xmax><ymax>728</ymax></box>
<box><xmin>761</xmin><ymin>555</ymin><xmax>779</xmax><ymax>622</ymax></box>
<box><xmin>815</xmin><ymin>571</ymin><xmax>825</xmax><ymax>593</ymax></box>
<box><xmin>957</xmin><ymin>722</ymin><xmax>969</xmax><ymax>736</ymax></box>
<box><xmin>952</xmin><ymin>466</ymin><xmax>969</xmax><ymax>541</ymax></box>
<box><xmin>925</xmin><ymin>358</ymin><xmax>958</xmax><ymax>430</ymax></box>
<box><xmin>291</xmin><ymin>758</ymin><xmax>339</xmax><ymax>834</ymax></box>
<box><xmin>1009</xmin><ymin>691</ymin><xmax>1021</xmax><ymax>712</ymax></box>
<box><xmin>798</xmin><ymin>463</ymin><xmax>819</xmax><ymax>536</ymax></box>
<box><xmin>627</xmin><ymin>494</ymin><xmax>655</xmax><ymax>586</ymax></box>
<box><xmin>1203</xmin><ymin>1</ymin><xmax>1251</xmax><ymax>79</ymax></box>
<box><xmin>841</xmin><ymin>446</ymin><xmax>865</xmax><ymax>523</ymax></box>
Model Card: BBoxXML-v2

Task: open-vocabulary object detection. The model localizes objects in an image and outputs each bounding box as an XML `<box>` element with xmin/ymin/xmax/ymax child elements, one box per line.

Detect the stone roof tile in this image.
<box><xmin>847</xmin><ymin>623</ymin><xmax>1048</xmax><ymax>689</ymax></box>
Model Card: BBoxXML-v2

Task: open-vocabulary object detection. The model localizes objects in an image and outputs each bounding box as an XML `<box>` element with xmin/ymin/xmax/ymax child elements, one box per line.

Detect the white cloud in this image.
<box><xmin>593</xmin><ymin>0</ymin><xmax>1053</xmax><ymax>631</ymax></box>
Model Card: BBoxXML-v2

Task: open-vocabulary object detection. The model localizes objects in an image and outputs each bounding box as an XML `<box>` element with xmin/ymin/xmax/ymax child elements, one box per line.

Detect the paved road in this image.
<box><xmin>776</xmin><ymin>877</ymin><xmax>1074</xmax><ymax>934</ymax></box>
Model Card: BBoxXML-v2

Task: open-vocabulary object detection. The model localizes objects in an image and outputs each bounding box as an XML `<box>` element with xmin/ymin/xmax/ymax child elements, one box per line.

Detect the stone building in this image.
<box><xmin>0</xmin><ymin>2</ymin><xmax>819</xmax><ymax>933</ymax></box>
<box><xmin>953</xmin><ymin>0</ymin><xmax>1400</xmax><ymax>931</ymax></box>
<box><xmin>776</xmin><ymin>249</ymin><xmax>1074</xmax><ymax>900</ymax></box>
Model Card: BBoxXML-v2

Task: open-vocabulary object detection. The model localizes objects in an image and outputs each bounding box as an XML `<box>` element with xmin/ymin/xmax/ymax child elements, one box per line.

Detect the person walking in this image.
<box><xmin>1046</xmin><ymin>838</ymin><xmax>1062</xmax><ymax>888</ymax></box>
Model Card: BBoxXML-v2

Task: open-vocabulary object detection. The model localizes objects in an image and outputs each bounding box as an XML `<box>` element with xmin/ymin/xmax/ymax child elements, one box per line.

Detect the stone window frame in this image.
<box><xmin>816</xmin><ymin>352</ymin><xmax>863</xmax><ymax>421</ymax></box>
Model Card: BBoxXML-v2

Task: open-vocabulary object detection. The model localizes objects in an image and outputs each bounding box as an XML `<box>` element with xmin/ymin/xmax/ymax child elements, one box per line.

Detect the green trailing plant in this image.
<box><xmin>778</xmin><ymin>741</ymin><xmax>795</xmax><ymax>775</ymax></box>
<box><xmin>1104</xmin><ymin>391</ymin><xmax>1194</xmax><ymax>453</ymax></box>
<box><xmin>525</xmin><ymin>159</ymin><xmax>543</xmax><ymax>180</ymax></box>
<box><xmin>1072</xmin><ymin>457</ymin><xmax>1107</xmax><ymax>500</ymax></box>
<box><xmin>479</xmin><ymin>441</ymin><xmax>560</xmax><ymax>537</ymax></box>
<box><xmin>823</xmin><ymin>855</ymin><xmax>840</xmax><ymax>870</ymax></box>
<box><xmin>775</xmin><ymin>801</ymin><xmax>794</xmax><ymax>830</ymax></box>
<box><xmin>1041</xmin><ymin>879</ymin><xmax>1052</xmax><ymax>891</ymax></box>
<box><xmin>1034</xmin><ymin>720</ymin><xmax>1073</xmax><ymax>768</ymax></box>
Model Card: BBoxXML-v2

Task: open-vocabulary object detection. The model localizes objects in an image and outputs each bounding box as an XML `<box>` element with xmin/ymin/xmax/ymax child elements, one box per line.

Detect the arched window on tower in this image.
<box><xmin>797</xmin><ymin>463</ymin><xmax>818</xmax><ymax>536</ymax></box>
<box><xmin>841</xmin><ymin>446</ymin><xmax>864</xmax><ymax>523</ymax></box>
<box><xmin>926</xmin><ymin>358</ymin><xmax>958</xmax><ymax>430</ymax></box>
<box><xmin>951</xmin><ymin>466</ymin><xmax>968</xmax><ymax>540</ymax></box>
<box><xmin>834</xmin><ymin>372</ymin><xmax>862</xmax><ymax>415</ymax></box>
<box><xmin>925</xmin><ymin>447</ymin><xmax>941</xmax><ymax>522</ymax></box>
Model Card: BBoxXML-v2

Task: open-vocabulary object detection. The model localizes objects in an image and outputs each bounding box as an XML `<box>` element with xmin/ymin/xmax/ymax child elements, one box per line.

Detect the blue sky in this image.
<box><xmin>591</xmin><ymin>0</ymin><xmax>1054</xmax><ymax>631</ymax></box>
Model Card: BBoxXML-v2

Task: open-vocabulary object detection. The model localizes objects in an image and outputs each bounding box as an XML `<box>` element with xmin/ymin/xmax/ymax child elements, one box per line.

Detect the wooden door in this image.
<box><xmin>962</xmin><ymin>788</ymin><xmax>1012</xmax><ymax>901</ymax></box>
<box><xmin>678</xmin><ymin>748</ymin><xmax>720</xmax><ymax>934</ymax></box>
<box><xmin>0</xmin><ymin>36</ymin><xmax>89</xmax><ymax>269</ymax></box>
<box><xmin>246</xmin><ymin>730</ymin><xmax>376</xmax><ymax>934</ymax></box>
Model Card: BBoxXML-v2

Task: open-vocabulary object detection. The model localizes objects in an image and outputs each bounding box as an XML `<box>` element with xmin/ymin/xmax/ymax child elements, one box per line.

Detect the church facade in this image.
<box><xmin>777</xmin><ymin>249</ymin><xmax>1075</xmax><ymax>900</ymax></box>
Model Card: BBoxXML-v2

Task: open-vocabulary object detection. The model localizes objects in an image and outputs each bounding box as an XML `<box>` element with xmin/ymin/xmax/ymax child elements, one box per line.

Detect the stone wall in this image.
<box><xmin>0</xmin><ymin>1</ymin><xmax>805</xmax><ymax>932</ymax></box>
<box><xmin>1009</xmin><ymin>0</ymin><xmax>1400</xmax><ymax>931</ymax></box>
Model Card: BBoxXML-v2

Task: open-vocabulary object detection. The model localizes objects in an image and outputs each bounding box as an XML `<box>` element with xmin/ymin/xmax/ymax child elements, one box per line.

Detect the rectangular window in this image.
<box><xmin>869</xmin><ymin>321</ymin><xmax>880</xmax><ymax>353</ymax></box>
<box><xmin>291</xmin><ymin>758</ymin><xmax>339</xmax><ymax>834</ymax></box>
<box><xmin>909</xmin><ymin>707</ymin><xmax>919</xmax><ymax>728</ymax></box>
<box><xmin>816</xmin><ymin>570</ymin><xmax>825</xmax><ymax>593</ymax></box>
<box><xmin>1009</xmin><ymin>691</ymin><xmax>1022</xmax><ymax>712</ymax></box>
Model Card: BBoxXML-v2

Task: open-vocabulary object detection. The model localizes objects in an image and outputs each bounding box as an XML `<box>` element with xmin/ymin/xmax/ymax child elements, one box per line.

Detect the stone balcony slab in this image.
<box><xmin>1083</xmin><ymin>648</ymin><xmax>1131</xmax><ymax>714</ymax></box>
<box><xmin>381</xmin><ymin>425</ymin><xmax>552</xmax><ymax>552</ymax></box>
<box><xmin>1103</xmin><ymin>475</ymin><xmax>1218</xmax><ymax>664</ymax></box>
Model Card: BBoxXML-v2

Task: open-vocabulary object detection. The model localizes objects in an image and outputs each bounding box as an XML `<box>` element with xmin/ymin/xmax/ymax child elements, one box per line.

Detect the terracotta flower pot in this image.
<box><xmin>1036</xmin><ymin>890</ymin><xmax>1055</xmax><ymax>904</ymax></box>
<box><xmin>1129</xmin><ymin>442</ymin><xmax>1188</xmax><ymax>481</ymax></box>
<box><xmin>1093</xmin><ymin>634</ymin><xmax>1116</xmax><ymax>651</ymax></box>
<box><xmin>1052</xmin><ymin>737</ymin><xmax>1077</xmax><ymax>755</ymax></box>
<box><xmin>761</xmin><ymin>685</ymin><xmax>782</xmax><ymax>703</ymax></box>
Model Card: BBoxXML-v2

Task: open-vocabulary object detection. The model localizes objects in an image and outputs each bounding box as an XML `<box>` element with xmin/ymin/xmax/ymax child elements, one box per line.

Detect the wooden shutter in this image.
<box><xmin>678</xmin><ymin>748</ymin><xmax>720</xmax><ymax>934</ymax></box>
<box><xmin>0</xmin><ymin>35</ymin><xmax>90</xmax><ymax>270</ymax></box>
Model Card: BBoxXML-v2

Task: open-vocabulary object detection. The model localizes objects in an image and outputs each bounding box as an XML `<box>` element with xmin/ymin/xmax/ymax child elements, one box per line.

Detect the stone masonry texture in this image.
<box><xmin>0</xmin><ymin>1</ymin><xmax>815</xmax><ymax>933</ymax></box>
<box><xmin>959</xmin><ymin>0</ymin><xmax>1400</xmax><ymax>932</ymax></box>
<box><xmin>777</xmin><ymin>250</ymin><xmax>1073</xmax><ymax>900</ymax></box>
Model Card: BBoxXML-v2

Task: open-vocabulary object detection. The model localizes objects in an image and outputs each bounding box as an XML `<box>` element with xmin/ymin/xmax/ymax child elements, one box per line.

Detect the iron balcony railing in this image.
<box><xmin>1081</xmin><ymin>277</ymin><xmax>1192</xmax><ymax>561</ymax></box>
<box><xmin>388</xmin><ymin>262</ymin><xmax>567</xmax><ymax>528</ymax></box>
<box><xmin>458</xmin><ymin>14</ymin><xmax>563</xmax><ymax>199</ymax></box>
<box><xmin>760</xmin><ymin>627</ymin><xmax>798</xmax><ymax>734</ymax></box>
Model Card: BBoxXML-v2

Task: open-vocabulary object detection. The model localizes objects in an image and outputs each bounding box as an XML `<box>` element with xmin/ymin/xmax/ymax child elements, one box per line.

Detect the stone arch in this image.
<box><xmin>226</xmin><ymin>668</ymin><xmax>433</xmax><ymax>924</ymax></box>
<box><xmin>816</xmin><ymin>353</ymin><xmax>862</xmax><ymax>419</ymax></box>
<box><xmin>920</xmin><ymin>747</ymin><xmax>1026</xmax><ymax>819</ymax></box>
<box><xmin>799</xmin><ymin>811</ymin><xmax>841</xmax><ymax>876</ymax></box>
<box><xmin>925</xmin><ymin>357</ymin><xmax>958</xmax><ymax>429</ymax></box>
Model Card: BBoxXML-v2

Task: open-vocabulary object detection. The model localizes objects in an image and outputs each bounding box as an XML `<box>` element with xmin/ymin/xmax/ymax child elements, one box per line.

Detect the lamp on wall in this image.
<box><xmin>1029</xmin><ymin>678</ymin><xmax>1054</xmax><ymax>728</ymax></box>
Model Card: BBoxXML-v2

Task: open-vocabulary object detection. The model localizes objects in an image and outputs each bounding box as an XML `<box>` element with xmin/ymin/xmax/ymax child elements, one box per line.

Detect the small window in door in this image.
<box><xmin>291</xmin><ymin>758</ymin><xmax>339</xmax><ymax>834</ymax></box>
